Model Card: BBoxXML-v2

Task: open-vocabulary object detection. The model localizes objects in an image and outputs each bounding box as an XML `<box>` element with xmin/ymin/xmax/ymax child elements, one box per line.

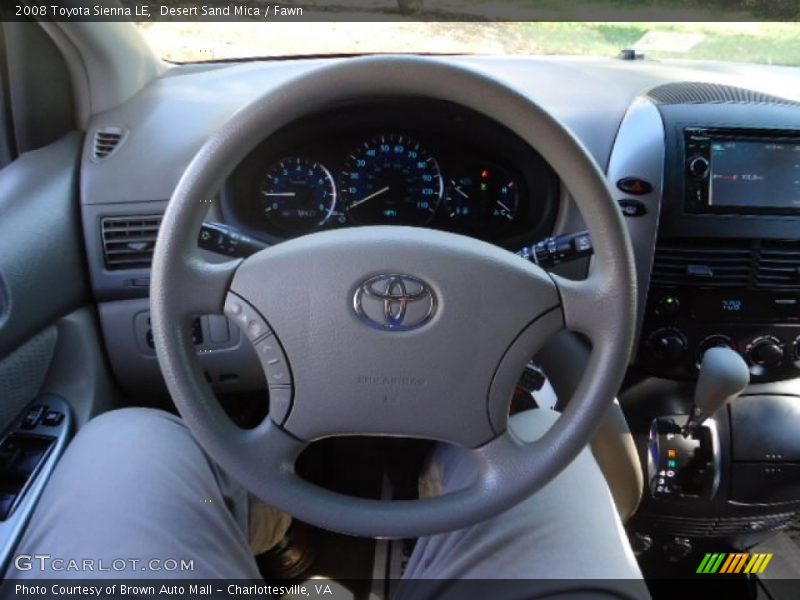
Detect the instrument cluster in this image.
<box><xmin>223</xmin><ymin>101</ymin><xmax>559</xmax><ymax>247</ymax></box>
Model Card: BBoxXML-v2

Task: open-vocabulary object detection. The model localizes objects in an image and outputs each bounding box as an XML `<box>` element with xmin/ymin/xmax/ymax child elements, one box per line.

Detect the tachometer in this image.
<box><xmin>260</xmin><ymin>157</ymin><xmax>336</xmax><ymax>234</ymax></box>
<box><xmin>340</xmin><ymin>134</ymin><xmax>443</xmax><ymax>225</ymax></box>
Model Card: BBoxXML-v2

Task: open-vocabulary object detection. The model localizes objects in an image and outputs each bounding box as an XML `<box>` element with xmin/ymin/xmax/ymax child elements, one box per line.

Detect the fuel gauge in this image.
<box><xmin>446</xmin><ymin>175</ymin><xmax>480</xmax><ymax>223</ymax></box>
<box><xmin>445</xmin><ymin>166</ymin><xmax>520</xmax><ymax>235</ymax></box>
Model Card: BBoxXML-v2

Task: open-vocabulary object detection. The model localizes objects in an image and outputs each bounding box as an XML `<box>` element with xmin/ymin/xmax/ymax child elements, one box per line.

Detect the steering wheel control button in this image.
<box><xmin>617</xmin><ymin>199</ymin><xmax>647</xmax><ymax>217</ymax></box>
<box><xmin>224</xmin><ymin>293</ymin><xmax>293</xmax><ymax>391</ymax></box>
<box><xmin>224</xmin><ymin>296</ymin><xmax>272</xmax><ymax>343</ymax></box>
<box><xmin>226</xmin><ymin>300</ymin><xmax>243</xmax><ymax>317</ymax></box>
<box><xmin>268</xmin><ymin>386</ymin><xmax>293</xmax><ymax>425</ymax></box>
<box><xmin>617</xmin><ymin>177</ymin><xmax>653</xmax><ymax>195</ymax></box>
<box><xmin>255</xmin><ymin>337</ymin><xmax>291</xmax><ymax>385</ymax></box>
<box><xmin>246</xmin><ymin>320</ymin><xmax>269</xmax><ymax>341</ymax></box>
<box><xmin>353</xmin><ymin>273</ymin><xmax>436</xmax><ymax>331</ymax></box>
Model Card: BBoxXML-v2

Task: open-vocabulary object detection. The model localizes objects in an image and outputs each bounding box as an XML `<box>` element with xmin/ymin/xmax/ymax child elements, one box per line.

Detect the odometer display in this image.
<box><xmin>340</xmin><ymin>134</ymin><xmax>443</xmax><ymax>225</ymax></box>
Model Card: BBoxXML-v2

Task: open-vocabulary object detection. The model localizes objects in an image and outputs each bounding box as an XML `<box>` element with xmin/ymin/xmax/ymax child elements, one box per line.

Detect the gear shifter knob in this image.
<box><xmin>683</xmin><ymin>346</ymin><xmax>749</xmax><ymax>437</ymax></box>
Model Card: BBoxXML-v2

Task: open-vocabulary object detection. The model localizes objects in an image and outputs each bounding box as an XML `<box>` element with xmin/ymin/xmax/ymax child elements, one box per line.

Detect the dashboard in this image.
<box><xmin>222</xmin><ymin>100</ymin><xmax>559</xmax><ymax>248</ymax></box>
<box><xmin>75</xmin><ymin>55</ymin><xmax>800</xmax><ymax>396</ymax></box>
<box><xmin>66</xmin><ymin>52</ymin><xmax>800</xmax><ymax>552</ymax></box>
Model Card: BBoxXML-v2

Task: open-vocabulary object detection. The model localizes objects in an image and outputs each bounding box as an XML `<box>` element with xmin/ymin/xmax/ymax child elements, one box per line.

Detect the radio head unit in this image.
<box><xmin>684</xmin><ymin>127</ymin><xmax>800</xmax><ymax>215</ymax></box>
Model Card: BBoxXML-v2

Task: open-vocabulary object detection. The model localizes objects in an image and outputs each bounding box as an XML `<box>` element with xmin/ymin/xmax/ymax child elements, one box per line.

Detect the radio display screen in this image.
<box><xmin>709</xmin><ymin>140</ymin><xmax>800</xmax><ymax>210</ymax></box>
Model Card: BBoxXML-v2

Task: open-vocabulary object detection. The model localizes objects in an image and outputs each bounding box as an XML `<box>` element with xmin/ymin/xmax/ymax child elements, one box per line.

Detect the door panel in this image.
<box><xmin>0</xmin><ymin>132</ymin><xmax>88</xmax><ymax>361</ymax></box>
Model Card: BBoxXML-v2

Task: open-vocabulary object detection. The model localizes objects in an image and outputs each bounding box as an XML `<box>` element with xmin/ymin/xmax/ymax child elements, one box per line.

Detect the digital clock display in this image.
<box><xmin>721</xmin><ymin>299</ymin><xmax>744</xmax><ymax>312</ymax></box>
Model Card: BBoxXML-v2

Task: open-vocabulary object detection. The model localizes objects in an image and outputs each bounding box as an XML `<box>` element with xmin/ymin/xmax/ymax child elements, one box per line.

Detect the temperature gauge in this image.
<box><xmin>445</xmin><ymin>165</ymin><xmax>520</xmax><ymax>235</ymax></box>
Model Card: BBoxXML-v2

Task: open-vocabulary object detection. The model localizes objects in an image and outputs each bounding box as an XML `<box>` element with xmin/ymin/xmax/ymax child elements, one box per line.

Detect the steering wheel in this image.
<box><xmin>150</xmin><ymin>56</ymin><xmax>636</xmax><ymax>538</ymax></box>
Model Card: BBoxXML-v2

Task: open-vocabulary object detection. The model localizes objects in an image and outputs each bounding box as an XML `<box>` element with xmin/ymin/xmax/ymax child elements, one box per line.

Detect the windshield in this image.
<box><xmin>136</xmin><ymin>21</ymin><xmax>800</xmax><ymax>66</ymax></box>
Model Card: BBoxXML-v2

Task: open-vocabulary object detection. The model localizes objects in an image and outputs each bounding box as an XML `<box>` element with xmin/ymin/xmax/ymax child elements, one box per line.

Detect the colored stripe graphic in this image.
<box><xmin>744</xmin><ymin>553</ymin><xmax>773</xmax><ymax>574</ymax></box>
<box><xmin>705</xmin><ymin>553</ymin><xmax>726</xmax><ymax>573</ymax></box>
<box><xmin>698</xmin><ymin>552</ymin><xmax>773</xmax><ymax>574</ymax></box>
<box><xmin>733</xmin><ymin>553</ymin><xmax>749</xmax><ymax>573</ymax></box>
<box><xmin>758</xmin><ymin>553</ymin><xmax>773</xmax><ymax>573</ymax></box>
<box><xmin>719</xmin><ymin>553</ymin><xmax>736</xmax><ymax>573</ymax></box>
<box><xmin>696</xmin><ymin>553</ymin><xmax>713</xmax><ymax>573</ymax></box>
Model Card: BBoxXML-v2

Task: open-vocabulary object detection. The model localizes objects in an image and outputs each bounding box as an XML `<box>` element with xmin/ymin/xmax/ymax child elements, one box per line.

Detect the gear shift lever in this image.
<box><xmin>682</xmin><ymin>346</ymin><xmax>749</xmax><ymax>437</ymax></box>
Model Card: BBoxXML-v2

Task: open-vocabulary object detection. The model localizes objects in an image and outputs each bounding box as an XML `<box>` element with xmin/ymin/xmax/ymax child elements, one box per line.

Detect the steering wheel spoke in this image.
<box><xmin>178</xmin><ymin>255</ymin><xmax>242</xmax><ymax>317</ymax></box>
<box><xmin>551</xmin><ymin>269</ymin><xmax>625</xmax><ymax>343</ymax></box>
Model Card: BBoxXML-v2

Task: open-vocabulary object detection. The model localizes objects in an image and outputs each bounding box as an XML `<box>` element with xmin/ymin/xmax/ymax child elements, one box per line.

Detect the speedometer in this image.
<box><xmin>339</xmin><ymin>134</ymin><xmax>443</xmax><ymax>226</ymax></box>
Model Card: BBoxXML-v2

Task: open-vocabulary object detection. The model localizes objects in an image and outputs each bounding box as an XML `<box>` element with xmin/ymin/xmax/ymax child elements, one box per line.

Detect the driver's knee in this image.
<box><xmin>41</xmin><ymin>407</ymin><xmax>242</xmax><ymax>512</ymax></box>
<box><xmin>80</xmin><ymin>406</ymin><xmax>185</xmax><ymax>442</ymax></box>
<box><xmin>65</xmin><ymin>408</ymin><xmax>197</xmax><ymax>475</ymax></box>
<box><xmin>67</xmin><ymin>408</ymin><xmax>291</xmax><ymax>554</ymax></box>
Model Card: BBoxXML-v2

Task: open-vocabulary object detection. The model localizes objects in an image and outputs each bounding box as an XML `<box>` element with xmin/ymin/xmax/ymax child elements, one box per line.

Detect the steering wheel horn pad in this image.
<box><xmin>226</xmin><ymin>225</ymin><xmax>561</xmax><ymax>447</ymax></box>
<box><xmin>150</xmin><ymin>56</ymin><xmax>636</xmax><ymax>538</ymax></box>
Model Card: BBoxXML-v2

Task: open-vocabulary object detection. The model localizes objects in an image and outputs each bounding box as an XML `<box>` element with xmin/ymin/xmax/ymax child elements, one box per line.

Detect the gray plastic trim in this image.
<box><xmin>98</xmin><ymin>298</ymin><xmax>264</xmax><ymax>399</ymax></box>
<box><xmin>605</xmin><ymin>97</ymin><xmax>665</xmax><ymax>346</ymax></box>
<box><xmin>41</xmin><ymin>307</ymin><xmax>121</xmax><ymax>428</ymax></box>
<box><xmin>41</xmin><ymin>22</ymin><xmax>162</xmax><ymax>119</ymax></box>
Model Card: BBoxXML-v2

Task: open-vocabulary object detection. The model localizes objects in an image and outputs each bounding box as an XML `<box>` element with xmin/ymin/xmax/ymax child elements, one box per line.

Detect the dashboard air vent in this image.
<box><xmin>645</xmin><ymin>82</ymin><xmax>800</xmax><ymax>107</ymax></box>
<box><xmin>652</xmin><ymin>239</ymin><xmax>753</xmax><ymax>288</ymax></box>
<box><xmin>101</xmin><ymin>215</ymin><xmax>161</xmax><ymax>270</ymax></box>
<box><xmin>756</xmin><ymin>240</ymin><xmax>800</xmax><ymax>290</ymax></box>
<box><xmin>92</xmin><ymin>126</ymin><xmax>128</xmax><ymax>162</ymax></box>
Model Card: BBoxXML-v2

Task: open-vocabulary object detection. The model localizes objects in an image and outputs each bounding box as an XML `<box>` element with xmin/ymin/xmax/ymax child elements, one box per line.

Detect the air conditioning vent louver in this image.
<box><xmin>651</xmin><ymin>239</ymin><xmax>753</xmax><ymax>288</ymax></box>
<box><xmin>92</xmin><ymin>126</ymin><xmax>128</xmax><ymax>162</ymax></box>
<box><xmin>756</xmin><ymin>240</ymin><xmax>800</xmax><ymax>290</ymax></box>
<box><xmin>101</xmin><ymin>215</ymin><xmax>161</xmax><ymax>270</ymax></box>
<box><xmin>647</xmin><ymin>512</ymin><xmax>796</xmax><ymax>538</ymax></box>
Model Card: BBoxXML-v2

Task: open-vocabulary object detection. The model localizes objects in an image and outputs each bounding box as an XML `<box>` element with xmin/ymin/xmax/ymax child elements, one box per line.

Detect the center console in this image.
<box><xmin>637</xmin><ymin>123</ymin><xmax>800</xmax><ymax>383</ymax></box>
<box><xmin>624</xmin><ymin>91</ymin><xmax>800</xmax><ymax>560</ymax></box>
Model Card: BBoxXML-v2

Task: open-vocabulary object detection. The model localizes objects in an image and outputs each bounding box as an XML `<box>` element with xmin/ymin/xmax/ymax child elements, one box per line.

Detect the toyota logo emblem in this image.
<box><xmin>353</xmin><ymin>274</ymin><xmax>437</xmax><ymax>331</ymax></box>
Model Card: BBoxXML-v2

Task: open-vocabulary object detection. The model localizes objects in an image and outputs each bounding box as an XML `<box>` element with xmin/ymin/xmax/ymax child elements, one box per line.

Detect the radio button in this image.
<box><xmin>688</xmin><ymin>156</ymin><xmax>710</xmax><ymax>179</ymax></box>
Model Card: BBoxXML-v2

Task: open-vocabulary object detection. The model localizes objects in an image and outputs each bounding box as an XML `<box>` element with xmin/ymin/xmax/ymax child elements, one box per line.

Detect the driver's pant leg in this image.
<box><xmin>5</xmin><ymin>408</ymin><xmax>262</xmax><ymax>579</ymax></box>
<box><xmin>400</xmin><ymin>409</ymin><xmax>649</xmax><ymax>599</ymax></box>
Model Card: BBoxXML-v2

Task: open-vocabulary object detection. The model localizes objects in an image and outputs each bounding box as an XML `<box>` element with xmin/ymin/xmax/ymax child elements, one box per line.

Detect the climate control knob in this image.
<box><xmin>696</xmin><ymin>334</ymin><xmax>734</xmax><ymax>366</ymax></box>
<box><xmin>645</xmin><ymin>328</ymin><xmax>688</xmax><ymax>364</ymax></box>
<box><xmin>746</xmin><ymin>336</ymin><xmax>784</xmax><ymax>370</ymax></box>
